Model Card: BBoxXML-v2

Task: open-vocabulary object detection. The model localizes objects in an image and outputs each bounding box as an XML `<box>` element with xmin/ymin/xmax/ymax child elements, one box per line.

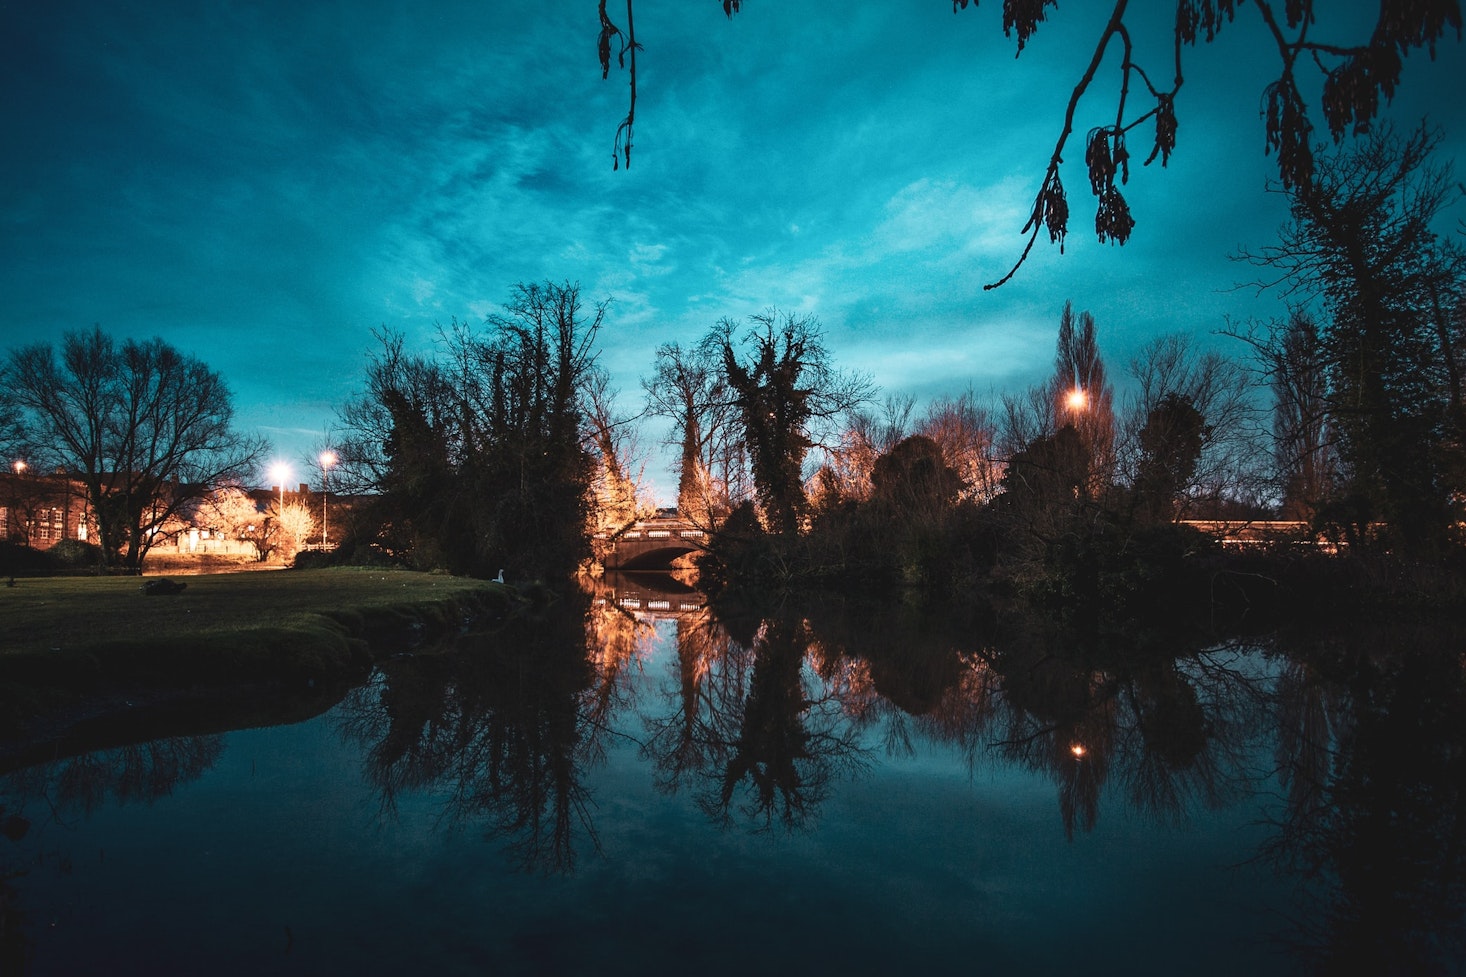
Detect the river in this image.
<box><xmin>1</xmin><ymin>573</ymin><xmax>1462</xmax><ymax>976</ymax></box>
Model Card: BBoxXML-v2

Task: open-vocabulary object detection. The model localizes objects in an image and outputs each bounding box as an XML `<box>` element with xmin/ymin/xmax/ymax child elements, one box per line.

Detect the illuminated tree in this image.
<box><xmin>708</xmin><ymin>310</ymin><xmax>874</xmax><ymax>534</ymax></box>
<box><xmin>916</xmin><ymin>391</ymin><xmax>1000</xmax><ymax>504</ymax></box>
<box><xmin>598</xmin><ymin>2</ymin><xmax>1459</xmax><ymax>286</ymax></box>
<box><xmin>207</xmin><ymin>486</ymin><xmax>275</xmax><ymax>561</ymax></box>
<box><xmin>816</xmin><ymin>394</ymin><xmax>915</xmax><ymax>506</ymax></box>
<box><xmin>0</xmin><ymin>326</ymin><xmax>266</xmax><ymax>571</ymax></box>
<box><xmin>643</xmin><ymin>340</ymin><xmax>734</xmax><ymax>520</ymax></box>
<box><xmin>584</xmin><ymin>369</ymin><xmax>649</xmax><ymax>559</ymax></box>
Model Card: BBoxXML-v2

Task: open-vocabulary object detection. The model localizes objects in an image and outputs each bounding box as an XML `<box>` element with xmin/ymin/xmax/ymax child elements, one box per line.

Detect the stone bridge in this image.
<box><xmin>598</xmin><ymin>512</ymin><xmax>708</xmax><ymax>570</ymax></box>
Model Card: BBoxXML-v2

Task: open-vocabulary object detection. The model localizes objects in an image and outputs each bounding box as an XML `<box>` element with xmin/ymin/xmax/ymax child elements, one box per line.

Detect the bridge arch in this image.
<box><xmin>599</xmin><ymin>514</ymin><xmax>707</xmax><ymax>570</ymax></box>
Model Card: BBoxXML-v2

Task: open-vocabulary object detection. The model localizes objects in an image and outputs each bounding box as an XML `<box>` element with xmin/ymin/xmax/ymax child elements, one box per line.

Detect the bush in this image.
<box><xmin>47</xmin><ymin>538</ymin><xmax>106</xmax><ymax>569</ymax></box>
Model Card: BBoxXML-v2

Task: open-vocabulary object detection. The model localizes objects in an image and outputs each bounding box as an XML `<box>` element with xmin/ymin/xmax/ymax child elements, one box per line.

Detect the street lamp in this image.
<box><xmin>318</xmin><ymin>450</ymin><xmax>338</xmax><ymax>547</ymax></box>
<box><xmin>1064</xmin><ymin>387</ymin><xmax>1088</xmax><ymax>413</ymax></box>
<box><xmin>12</xmin><ymin>460</ymin><xmax>25</xmax><ymax>475</ymax></box>
<box><xmin>269</xmin><ymin>462</ymin><xmax>290</xmax><ymax>515</ymax></box>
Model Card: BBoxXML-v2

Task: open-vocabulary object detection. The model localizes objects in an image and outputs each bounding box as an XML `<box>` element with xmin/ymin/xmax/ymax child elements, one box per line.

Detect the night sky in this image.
<box><xmin>4</xmin><ymin>2</ymin><xmax>1464</xmax><ymax>501</ymax></box>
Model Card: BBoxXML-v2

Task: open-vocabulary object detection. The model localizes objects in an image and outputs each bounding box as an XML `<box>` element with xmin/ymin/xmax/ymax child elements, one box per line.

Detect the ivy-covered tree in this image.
<box><xmin>1241</xmin><ymin>125</ymin><xmax>1466</xmax><ymax>553</ymax></box>
<box><xmin>337</xmin><ymin>282</ymin><xmax>606</xmax><ymax>579</ymax></box>
<box><xmin>708</xmin><ymin>310</ymin><xmax>873</xmax><ymax>535</ymax></box>
<box><xmin>1130</xmin><ymin>393</ymin><xmax>1209</xmax><ymax>524</ymax></box>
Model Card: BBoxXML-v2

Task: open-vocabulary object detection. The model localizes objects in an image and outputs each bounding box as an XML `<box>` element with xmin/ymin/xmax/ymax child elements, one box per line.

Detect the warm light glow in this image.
<box><xmin>11</xmin><ymin>460</ymin><xmax>25</xmax><ymax>474</ymax></box>
<box><xmin>1064</xmin><ymin>387</ymin><xmax>1088</xmax><ymax>412</ymax></box>
<box><xmin>319</xmin><ymin>450</ymin><xmax>338</xmax><ymax>469</ymax></box>
<box><xmin>1070</xmin><ymin>743</ymin><xmax>1088</xmax><ymax>759</ymax></box>
<box><xmin>269</xmin><ymin>462</ymin><xmax>291</xmax><ymax>487</ymax></box>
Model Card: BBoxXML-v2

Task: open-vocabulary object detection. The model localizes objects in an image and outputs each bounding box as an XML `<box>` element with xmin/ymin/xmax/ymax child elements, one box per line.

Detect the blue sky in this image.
<box><xmin>3</xmin><ymin>2</ymin><xmax>1463</xmax><ymax>501</ymax></box>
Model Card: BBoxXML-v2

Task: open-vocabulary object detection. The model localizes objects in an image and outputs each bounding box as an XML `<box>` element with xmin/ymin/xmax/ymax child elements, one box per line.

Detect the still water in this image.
<box><xmin>2</xmin><ymin>574</ymin><xmax>1462</xmax><ymax>976</ymax></box>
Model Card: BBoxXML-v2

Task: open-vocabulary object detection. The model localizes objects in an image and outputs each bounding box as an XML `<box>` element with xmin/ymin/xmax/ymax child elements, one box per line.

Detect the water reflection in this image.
<box><xmin>1264</xmin><ymin>620</ymin><xmax>1466</xmax><ymax>974</ymax></box>
<box><xmin>336</xmin><ymin>591</ymin><xmax>600</xmax><ymax>872</ymax></box>
<box><xmin>0</xmin><ymin>735</ymin><xmax>223</xmax><ymax>977</ymax></box>
<box><xmin>0</xmin><ymin>572</ymin><xmax>1461</xmax><ymax>973</ymax></box>
<box><xmin>642</xmin><ymin>611</ymin><xmax>870</xmax><ymax>831</ymax></box>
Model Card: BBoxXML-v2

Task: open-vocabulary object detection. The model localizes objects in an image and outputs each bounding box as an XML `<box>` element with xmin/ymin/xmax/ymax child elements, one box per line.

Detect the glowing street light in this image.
<box><xmin>1070</xmin><ymin>743</ymin><xmax>1088</xmax><ymax>760</ymax></box>
<box><xmin>12</xmin><ymin>460</ymin><xmax>26</xmax><ymax>475</ymax></box>
<box><xmin>1064</xmin><ymin>387</ymin><xmax>1088</xmax><ymax>413</ymax></box>
<box><xmin>269</xmin><ymin>462</ymin><xmax>291</xmax><ymax>514</ymax></box>
<box><xmin>319</xmin><ymin>450</ymin><xmax>338</xmax><ymax>547</ymax></box>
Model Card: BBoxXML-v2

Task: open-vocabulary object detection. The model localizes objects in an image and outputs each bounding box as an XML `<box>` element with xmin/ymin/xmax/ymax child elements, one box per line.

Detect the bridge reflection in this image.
<box><xmin>590</xmin><ymin>570</ymin><xmax>706</xmax><ymax>620</ymax></box>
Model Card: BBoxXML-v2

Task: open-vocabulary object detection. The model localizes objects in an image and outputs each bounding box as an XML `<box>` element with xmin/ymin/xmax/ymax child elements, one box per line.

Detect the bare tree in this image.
<box><xmin>643</xmin><ymin>340</ymin><xmax>736</xmax><ymax>521</ymax></box>
<box><xmin>916</xmin><ymin>390</ymin><xmax>1001</xmax><ymax>503</ymax></box>
<box><xmin>818</xmin><ymin>393</ymin><xmax>915</xmax><ymax>505</ymax></box>
<box><xmin>1230</xmin><ymin>310</ymin><xmax>1339</xmax><ymax>519</ymax></box>
<box><xmin>1120</xmin><ymin>333</ymin><xmax>1259</xmax><ymax>516</ymax></box>
<box><xmin>1</xmin><ymin>326</ymin><xmax>267</xmax><ymax>571</ymax></box>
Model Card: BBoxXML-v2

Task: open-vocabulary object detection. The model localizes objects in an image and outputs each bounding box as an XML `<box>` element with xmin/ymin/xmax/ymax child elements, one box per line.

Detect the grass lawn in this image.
<box><xmin>0</xmin><ymin>568</ymin><xmax>509</xmax><ymax>697</ymax></box>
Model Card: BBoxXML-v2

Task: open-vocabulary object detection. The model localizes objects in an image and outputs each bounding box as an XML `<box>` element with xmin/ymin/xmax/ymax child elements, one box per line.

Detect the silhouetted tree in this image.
<box><xmin>337</xmin><ymin>282</ymin><xmax>606</xmax><ymax>578</ymax></box>
<box><xmin>1241</xmin><ymin>125</ymin><xmax>1466</xmax><ymax>553</ymax></box>
<box><xmin>870</xmin><ymin>434</ymin><xmax>964</xmax><ymax>515</ymax></box>
<box><xmin>1235</xmin><ymin>310</ymin><xmax>1338</xmax><ymax>520</ymax></box>
<box><xmin>0</xmin><ymin>326</ymin><xmax>266</xmax><ymax>571</ymax></box>
<box><xmin>1131</xmin><ymin>393</ymin><xmax>1209</xmax><ymax>523</ymax></box>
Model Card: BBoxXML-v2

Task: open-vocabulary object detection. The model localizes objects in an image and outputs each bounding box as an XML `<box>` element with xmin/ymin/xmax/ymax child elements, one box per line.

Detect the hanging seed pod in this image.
<box><xmin>1146</xmin><ymin>94</ymin><xmax>1178</xmax><ymax>166</ymax></box>
<box><xmin>1095</xmin><ymin>186</ymin><xmax>1134</xmax><ymax>245</ymax></box>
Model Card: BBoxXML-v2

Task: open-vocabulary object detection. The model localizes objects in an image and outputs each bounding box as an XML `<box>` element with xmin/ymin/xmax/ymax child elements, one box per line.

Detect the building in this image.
<box><xmin>0</xmin><ymin>464</ymin><xmax>94</xmax><ymax>549</ymax></box>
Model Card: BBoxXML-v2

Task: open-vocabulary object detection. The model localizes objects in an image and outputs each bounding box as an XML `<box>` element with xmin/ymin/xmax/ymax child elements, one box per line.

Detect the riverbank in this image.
<box><xmin>0</xmin><ymin>568</ymin><xmax>514</xmax><ymax>744</ymax></box>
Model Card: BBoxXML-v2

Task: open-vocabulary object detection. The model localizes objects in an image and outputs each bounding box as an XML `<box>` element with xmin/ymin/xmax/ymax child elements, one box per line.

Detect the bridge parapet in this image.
<box><xmin>600</xmin><ymin>514</ymin><xmax>708</xmax><ymax>570</ymax></box>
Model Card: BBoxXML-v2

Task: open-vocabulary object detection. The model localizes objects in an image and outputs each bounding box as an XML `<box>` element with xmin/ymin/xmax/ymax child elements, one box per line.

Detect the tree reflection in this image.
<box><xmin>1264</xmin><ymin>620</ymin><xmax>1466</xmax><ymax>974</ymax></box>
<box><xmin>2</xmin><ymin>736</ymin><xmax>223</xmax><ymax>819</ymax></box>
<box><xmin>337</xmin><ymin>593</ymin><xmax>600</xmax><ymax>873</ymax></box>
<box><xmin>0</xmin><ymin>734</ymin><xmax>223</xmax><ymax>975</ymax></box>
<box><xmin>642</xmin><ymin>606</ymin><xmax>870</xmax><ymax>832</ymax></box>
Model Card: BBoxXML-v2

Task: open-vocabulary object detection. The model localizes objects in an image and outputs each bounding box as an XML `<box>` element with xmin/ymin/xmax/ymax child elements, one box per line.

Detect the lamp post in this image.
<box><xmin>269</xmin><ymin>463</ymin><xmax>290</xmax><ymax>517</ymax></box>
<box><xmin>319</xmin><ymin>450</ymin><xmax>337</xmax><ymax>547</ymax></box>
